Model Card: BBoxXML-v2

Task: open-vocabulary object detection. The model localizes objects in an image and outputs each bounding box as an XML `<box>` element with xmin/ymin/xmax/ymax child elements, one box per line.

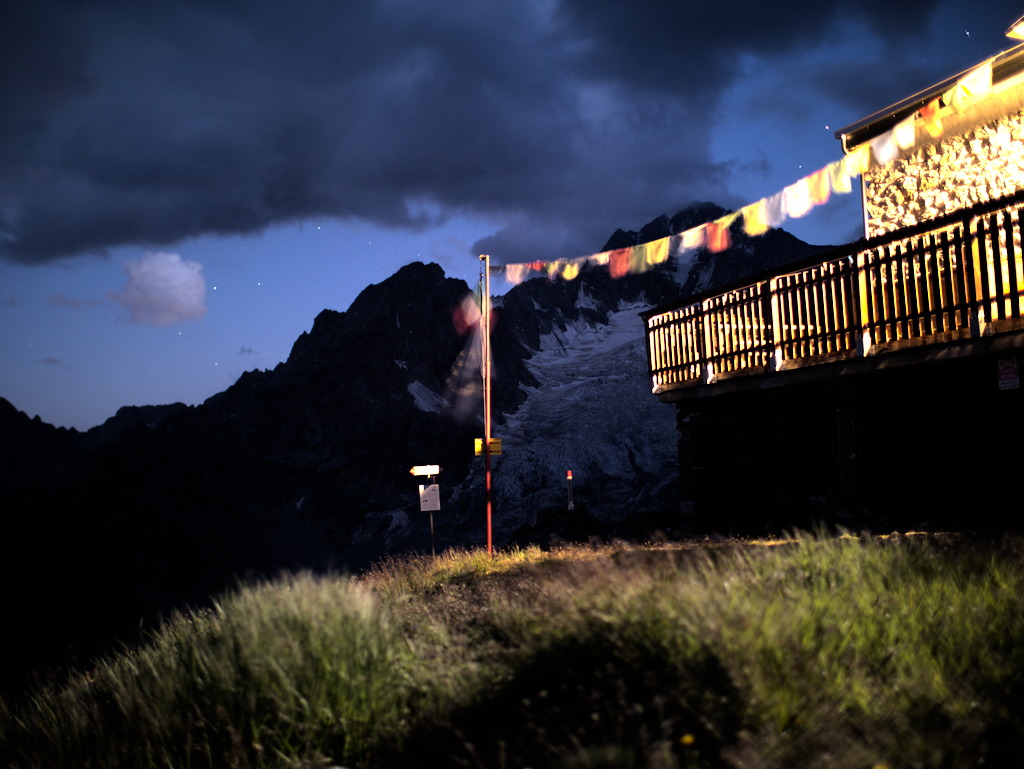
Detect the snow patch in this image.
<box><xmin>575</xmin><ymin>290</ymin><xmax>600</xmax><ymax>311</ymax></box>
<box><xmin>534</xmin><ymin>301</ymin><xmax>651</xmax><ymax>355</ymax></box>
<box><xmin>490</xmin><ymin>301</ymin><xmax>678</xmax><ymax>533</ymax></box>
<box><xmin>407</xmin><ymin>380</ymin><xmax>444</xmax><ymax>412</ymax></box>
<box><xmin>388</xmin><ymin>510</ymin><xmax>410</xmax><ymax>534</ymax></box>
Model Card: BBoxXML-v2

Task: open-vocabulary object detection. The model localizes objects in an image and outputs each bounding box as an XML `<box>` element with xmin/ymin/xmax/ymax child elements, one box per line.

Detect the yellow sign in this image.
<box><xmin>474</xmin><ymin>437</ymin><xmax>503</xmax><ymax>456</ymax></box>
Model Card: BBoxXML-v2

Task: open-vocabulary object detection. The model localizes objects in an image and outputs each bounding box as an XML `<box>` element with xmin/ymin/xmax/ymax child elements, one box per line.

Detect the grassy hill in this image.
<box><xmin>3</xmin><ymin>532</ymin><xmax>1024</xmax><ymax>768</ymax></box>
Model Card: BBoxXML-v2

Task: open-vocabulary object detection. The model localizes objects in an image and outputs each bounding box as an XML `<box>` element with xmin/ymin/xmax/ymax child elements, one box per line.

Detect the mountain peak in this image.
<box><xmin>599</xmin><ymin>202</ymin><xmax>731</xmax><ymax>253</ymax></box>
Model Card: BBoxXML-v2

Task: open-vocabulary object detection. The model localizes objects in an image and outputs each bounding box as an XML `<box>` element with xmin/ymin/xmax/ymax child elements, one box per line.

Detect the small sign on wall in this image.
<box><xmin>998</xmin><ymin>356</ymin><xmax>1019</xmax><ymax>390</ymax></box>
<box><xmin>419</xmin><ymin>483</ymin><xmax>441</xmax><ymax>512</ymax></box>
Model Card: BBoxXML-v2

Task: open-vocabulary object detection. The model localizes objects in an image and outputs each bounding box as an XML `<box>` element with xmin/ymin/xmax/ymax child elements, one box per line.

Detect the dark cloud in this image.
<box><xmin>0</xmin><ymin>0</ymin><xmax>1019</xmax><ymax>265</ymax></box>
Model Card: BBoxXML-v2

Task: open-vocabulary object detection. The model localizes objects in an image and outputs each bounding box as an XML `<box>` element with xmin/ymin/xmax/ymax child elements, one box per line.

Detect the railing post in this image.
<box><xmin>768</xmin><ymin>277</ymin><xmax>782</xmax><ymax>371</ymax></box>
<box><xmin>855</xmin><ymin>250</ymin><xmax>872</xmax><ymax>356</ymax></box>
<box><xmin>700</xmin><ymin>298</ymin><xmax>714</xmax><ymax>383</ymax></box>
<box><xmin>966</xmin><ymin>211</ymin><xmax>985</xmax><ymax>336</ymax></box>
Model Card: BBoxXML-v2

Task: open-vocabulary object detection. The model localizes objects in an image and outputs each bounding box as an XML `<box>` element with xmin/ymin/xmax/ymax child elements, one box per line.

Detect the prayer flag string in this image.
<box><xmin>492</xmin><ymin>62</ymin><xmax>992</xmax><ymax>286</ymax></box>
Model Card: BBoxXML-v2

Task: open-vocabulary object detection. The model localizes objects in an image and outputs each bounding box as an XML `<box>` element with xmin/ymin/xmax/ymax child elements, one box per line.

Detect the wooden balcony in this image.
<box><xmin>643</xmin><ymin>189</ymin><xmax>1024</xmax><ymax>401</ymax></box>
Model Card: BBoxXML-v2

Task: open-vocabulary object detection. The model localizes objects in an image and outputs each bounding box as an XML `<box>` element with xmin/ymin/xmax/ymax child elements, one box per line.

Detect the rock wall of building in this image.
<box><xmin>865</xmin><ymin>99</ymin><xmax>1024</xmax><ymax>238</ymax></box>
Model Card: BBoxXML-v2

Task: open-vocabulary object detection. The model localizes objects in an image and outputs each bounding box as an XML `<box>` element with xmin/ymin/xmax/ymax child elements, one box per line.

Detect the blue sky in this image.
<box><xmin>2</xmin><ymin>0</ymin><xmax>1021</xmax><ymax>429</ymax></box>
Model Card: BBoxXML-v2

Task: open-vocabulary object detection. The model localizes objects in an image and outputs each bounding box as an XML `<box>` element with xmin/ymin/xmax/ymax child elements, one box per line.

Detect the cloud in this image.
<box><xmin>0</xmin><ymin>0</ymin><xmax>1020</xmax><ymax>264</ymax></box>
<box><xmin>38</xmin><ymin>357</ymin><xmax>63</xmax><ymax>366</ymax></box>
<box><xmin>108</xmin><ymin>252</ymin><xmax>207</xmax><ymax>326</ymax></box>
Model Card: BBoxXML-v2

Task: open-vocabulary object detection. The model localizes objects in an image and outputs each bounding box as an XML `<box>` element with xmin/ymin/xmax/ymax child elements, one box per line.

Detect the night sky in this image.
<box><xmin>2</xmin><ymin>0</ymin><xmax>1021</xmax><ymax>430</ymax></box>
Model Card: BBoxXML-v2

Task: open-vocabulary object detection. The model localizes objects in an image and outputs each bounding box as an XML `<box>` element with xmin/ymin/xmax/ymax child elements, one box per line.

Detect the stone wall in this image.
<box><xmin>864</xmin><ymin>95</ymin><xmax>1024</xmax><ymax>238</ymax></box>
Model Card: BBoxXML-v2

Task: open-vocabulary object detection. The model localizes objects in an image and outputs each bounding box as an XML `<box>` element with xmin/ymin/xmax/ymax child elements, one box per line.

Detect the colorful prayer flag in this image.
<box><xmin>870</xmin><ymin>128</ymin><xmax>897</xmax><ymax>165</ymax></box>
<box><xmin>893</xmin><ymin>114</ymin><xmax>916</xmax><ymax>150</ymax></box>
<box><xmin>827</xmin><ymin>159</ymin><xmax>853</xmax><ymax>194</ymax></box>
<box><xmin>842</xmin><ymin>144</ymin><xmax>871</xmax><ymax>176</ymax></box>
<box><xmin>706</xmin><ymin>214</ymin><xmax>737</xmax><ymax>253</ymax></box>
<box><xmin>808</xmin><ymin>168</ymin><xmax>831</xmax><ymax>206</ymax></box>
<box><xmin>919</xmin><ymin>98</ymin><xmax>943</xmax><ymax>138</ymax></box>
<box><xmin>504</xmin><ymin>263</ymin><xmax>532</xmax><ymax>285</ymax></box>
<box><xmin>783</xmin><ymin>177</ymin><xmax>813</xmax><ymax>219</ymax></box>
<box><xmin>741</xmin><ymin>200</ymin><xmax>769</xmax><ymax>236</ymax></box>
<box><xmin>681</xmin><ymin>225</ymin><xmax>707</xmax><ymax>252</ymax></box>
<box><xmin>766</xmin><ymin>191</ymin><xmax>786</xmax><ymax>228</ymax></box>
<box><xmin>944</xmin><ymin>61</ymin><xmax>992</xmax><ymax>114</ymax></box>
<box><xmin>609</xmin><ymin>248</ymin><xmax>631</xmax><ymax>278</ymax></box>
<box><xmin>643</xmin><ymin>237</ymin><xmax>670</xmax><ymax>266</ymax></box>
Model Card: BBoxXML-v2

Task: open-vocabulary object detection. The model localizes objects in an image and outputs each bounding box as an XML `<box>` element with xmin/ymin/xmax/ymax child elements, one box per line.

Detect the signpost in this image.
<box><xmin>411</xmin><ymin>466</ymin><xmax>441</xmax><ymax>557</ymax></box>
<box><xmin>998</xmin><ymin>356</ymin><xmax>1020</xmax><ymax>390</ymax></box>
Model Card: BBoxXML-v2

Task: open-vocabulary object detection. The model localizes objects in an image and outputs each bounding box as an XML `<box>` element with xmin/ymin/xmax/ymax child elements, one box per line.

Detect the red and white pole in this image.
<box><xmin>480</xmin><ymin>254</ymin><xmax>493</xmax><ymax>555</ymax></box>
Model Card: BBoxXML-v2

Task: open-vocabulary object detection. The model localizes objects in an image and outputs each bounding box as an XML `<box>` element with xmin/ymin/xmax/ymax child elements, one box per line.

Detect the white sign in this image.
<box><xmin>419</xmin><ymin>483</ymin><xmax>441</xmax><ymax>512</ymax></box>
<box><xmin>410</xmin><ymin>465</ymin><xmax>440</xmax><ymax>476</ymax></box>
<box><xmin>998</xmin><ymin>357</ymin><xmax>1019</xmax><ymax>390</ymax></box>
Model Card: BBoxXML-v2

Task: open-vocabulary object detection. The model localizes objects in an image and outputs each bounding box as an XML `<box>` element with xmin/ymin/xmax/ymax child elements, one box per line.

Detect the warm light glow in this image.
<box><xmin>1007</xmin><ymin>15</ymin><xmax>1024</xmax><ymax>40</ymax></box>
<box><xmin>644</xmin><ymin>198</ymin><xmax>1024</xmax><ymax>392</ymax></box>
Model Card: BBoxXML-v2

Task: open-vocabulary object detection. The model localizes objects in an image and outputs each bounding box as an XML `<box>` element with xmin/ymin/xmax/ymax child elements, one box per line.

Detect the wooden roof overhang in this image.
<box><xmin>835</xmin><ymin>41</ymin><xmax>1024</xmax><ymax>152</ymax></box>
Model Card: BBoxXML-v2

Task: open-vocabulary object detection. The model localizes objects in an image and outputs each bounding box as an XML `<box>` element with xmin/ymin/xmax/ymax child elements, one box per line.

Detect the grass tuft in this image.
<box><xmin>4</xmin><ymin>532</ymin><xmax>1024</xmax><ymax>768</ymax></box>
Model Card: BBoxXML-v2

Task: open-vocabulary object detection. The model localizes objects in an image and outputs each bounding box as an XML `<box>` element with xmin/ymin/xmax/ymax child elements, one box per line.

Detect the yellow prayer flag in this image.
<box><xmin>945</xmin><ymin>62</ymin><xmax>992</xmax><ymax>114</ymax></box>
<box><xmin>741</xmin><ymin>200</ymin><xmax>769</xmax><ymax>236</ymax></box>
<box><xmin>827</xmin><ymin>159</ymin><xmax>852</xmax><ymax>194</ymax></box>
<box><xmin>842</xmin><ymin>144</ymin><xmax>871</xmax><ymax>176</ymax></box>
<box><xmin>644</xmin><ymin>237</ymin><xmax>670</xmax><ymax>266</ymax></box>
<box><xmin>808</xmin><ymin>168</ymin><xmax>831</xmax><ymax>206</ymax></box>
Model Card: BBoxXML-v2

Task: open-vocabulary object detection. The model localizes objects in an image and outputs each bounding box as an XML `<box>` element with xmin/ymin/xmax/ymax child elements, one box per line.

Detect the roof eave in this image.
<box><xmin>835</xmin><ymin>41</ymin><xmax>1024</xmax><ymax>150</ymax></box>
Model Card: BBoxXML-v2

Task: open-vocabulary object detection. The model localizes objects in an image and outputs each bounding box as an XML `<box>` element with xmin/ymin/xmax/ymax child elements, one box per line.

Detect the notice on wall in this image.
<box><xmin>998</xmin><ymin>356</ymin><xmax>1019</xmax><ymax>391</ymax></box>
<box><xmin>419</xmin><ymin>483</ymin><xmax>441</xmax><ymax>512</ymax></box>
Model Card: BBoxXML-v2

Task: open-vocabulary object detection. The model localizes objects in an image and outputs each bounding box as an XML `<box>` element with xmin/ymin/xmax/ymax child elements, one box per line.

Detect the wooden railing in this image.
<box><xmin>643</xmin><ymin>191</ymin><xmax>1024</xmax><ymax>394</ymax></box>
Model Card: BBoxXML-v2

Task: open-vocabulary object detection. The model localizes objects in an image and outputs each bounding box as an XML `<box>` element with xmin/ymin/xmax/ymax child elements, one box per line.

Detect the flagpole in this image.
<box><xmin>480</xmin><ymin>254</ymin><xmax>493</xmax><ymax>555</ymax></box>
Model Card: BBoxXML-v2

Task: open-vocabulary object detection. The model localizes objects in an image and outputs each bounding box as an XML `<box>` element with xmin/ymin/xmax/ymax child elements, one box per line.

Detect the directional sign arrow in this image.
<box><xmin>409</xmin><ymin>465</ymin><xmax>440</xmax><ymax>476</ymax></box>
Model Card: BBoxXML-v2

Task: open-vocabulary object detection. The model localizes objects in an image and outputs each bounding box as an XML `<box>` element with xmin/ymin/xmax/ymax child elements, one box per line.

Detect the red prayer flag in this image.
<box><xmin>609</xmin><ymin>248</ymin><xmax>631</xmax><ymax>278</ymax></box>
<box><xmin>706</xmin><ymin>222</ymin><xmax>731</xmax><ymax>253</ymax></box>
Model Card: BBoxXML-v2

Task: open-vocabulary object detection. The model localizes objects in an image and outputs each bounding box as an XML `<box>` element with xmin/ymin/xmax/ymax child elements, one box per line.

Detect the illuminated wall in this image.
<box><xmin>864</xmin><ymin>84</ymin><xmax>1024</xmax><ymax>238</ymax></box>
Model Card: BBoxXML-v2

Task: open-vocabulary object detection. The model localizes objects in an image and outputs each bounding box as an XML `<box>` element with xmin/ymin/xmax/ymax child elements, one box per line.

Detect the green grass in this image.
<box><xmin>4</xmin><ymin>532</ymin><xmax>1024</xmax><ymax>768</ymax></box>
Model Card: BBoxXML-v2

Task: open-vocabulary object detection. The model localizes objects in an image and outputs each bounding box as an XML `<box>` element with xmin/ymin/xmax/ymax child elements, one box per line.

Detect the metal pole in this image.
<box><xmin>429</xmin><ymin>474</ymin><xmax>436</xmax><ymax>559</ymax></box>
<box><xmin>480</xmin><ymin>254</ymin><xmax>493</xmax><ymax>555</ymax></box>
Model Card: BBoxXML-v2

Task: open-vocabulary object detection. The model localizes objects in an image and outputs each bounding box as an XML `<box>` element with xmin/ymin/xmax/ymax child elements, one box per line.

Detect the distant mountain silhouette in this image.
<box><xmin>0</xmin><ymin>204</ymin><xmax>832</xmax><ymax>697</ymax></box>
